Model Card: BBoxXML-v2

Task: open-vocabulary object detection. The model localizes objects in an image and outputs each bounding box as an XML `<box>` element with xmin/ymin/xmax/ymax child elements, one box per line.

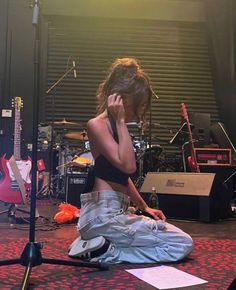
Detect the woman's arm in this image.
<box><xmin>127</xmin><ymin>178</ymin><xmax>166</xmax><ymax>221</ymax></box>
<box><xmin>87</xmin><ymin>94</ymin><xmax>136</xmax><ymax>174</ymax></box>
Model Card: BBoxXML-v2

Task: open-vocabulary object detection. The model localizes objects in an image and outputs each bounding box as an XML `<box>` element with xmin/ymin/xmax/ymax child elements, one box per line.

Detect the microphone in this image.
<box><xmin>32</xmin><ymin>0</ymin><xmax>39</xmax><ymax>25</ymax></box>
<box><xmin>72</xmin><ymin>61</ymin><xmax>77</xmax><ymax>78</ymax></box>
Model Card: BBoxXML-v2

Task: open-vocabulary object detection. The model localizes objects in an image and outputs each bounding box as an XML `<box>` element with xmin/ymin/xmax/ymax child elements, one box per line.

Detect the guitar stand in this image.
<box><xmin>0</xmin><ymin>203</ymin><xmax>30</xmax><ymax>224</ymax></box>
<box><xmin>0</xmin><ymin>204</ymin><xmax>13</xmax><ymax>220</ymax></box>
<box><xmin>181</xmin><ymin>141</ymin><xmax>190</xmax><ymax>172</ymax></box>
<box><xmin>3</xmin><ymin>203</ymin><xmax>40</xmax><ymax>224</ymax></box>
<box><xmin>0</xmin><ymin>2</ymin><xmax>108</xmax><ymax>289</ymax></box>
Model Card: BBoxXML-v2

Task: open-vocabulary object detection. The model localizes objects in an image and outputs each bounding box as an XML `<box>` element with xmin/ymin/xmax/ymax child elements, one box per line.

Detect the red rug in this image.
<box><xmin>0</xmin><ymin>238</ymin><xmax>235</xmax><ymax>289</ymax></box>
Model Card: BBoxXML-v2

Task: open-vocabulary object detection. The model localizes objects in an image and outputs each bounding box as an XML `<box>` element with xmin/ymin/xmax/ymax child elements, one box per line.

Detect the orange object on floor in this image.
<box><xmin>54</xmin><ymin>203</ymin><xmax>80</xmax><ymax>224</ymax></box>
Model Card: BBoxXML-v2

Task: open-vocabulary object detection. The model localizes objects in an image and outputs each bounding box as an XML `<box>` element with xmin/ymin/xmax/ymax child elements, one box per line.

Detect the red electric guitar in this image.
<box><xmin>0</xmin><ymin>96</ymin><xmax>31</xmax><ymax>204</ymax></box>
<box><xmin>181</xmin><ymin>103</ymin><xmax>200</xmax><ymax>173</ymax></box>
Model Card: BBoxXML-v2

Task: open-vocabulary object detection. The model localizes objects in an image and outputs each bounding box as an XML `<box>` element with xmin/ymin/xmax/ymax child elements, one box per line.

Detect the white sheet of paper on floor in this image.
<box><xmin>126</xmin><ymin>265</ymin><xmax>208</xmax><ymax>289</ymax></box>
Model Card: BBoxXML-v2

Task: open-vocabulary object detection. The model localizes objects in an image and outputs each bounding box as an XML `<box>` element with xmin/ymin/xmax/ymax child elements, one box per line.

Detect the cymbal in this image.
<box><xmin>53</xmin><ymin>118</ymin><xmax>81</xmax><ymax>127</ymax></box>
<box><xmin>64</xmin><ymin>131</ymin><xmax>88</xmax><ymax>141</ymax></box>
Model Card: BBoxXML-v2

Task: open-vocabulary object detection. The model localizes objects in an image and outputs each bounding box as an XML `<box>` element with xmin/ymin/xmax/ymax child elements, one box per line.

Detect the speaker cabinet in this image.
<box><xmin>65</xmin><ymin>174</ymin><xmax>87</xmax><ymax>207</ymax></box>
<box><xmin>189</xmin><ymin>112</ymin><xmax>211</xmax><ymax>147</ymax></box>
<box><xmin>140</xmin><ymin>172</ymin><xmax>230</xmax><ymax>222</ymax></box>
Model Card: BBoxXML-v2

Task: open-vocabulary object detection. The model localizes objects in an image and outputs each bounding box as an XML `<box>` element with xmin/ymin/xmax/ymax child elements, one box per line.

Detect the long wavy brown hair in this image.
<box><xmin>96</xmin><ymin>58</ymin><xmax>152</xmax><ymax>122</ymax></box>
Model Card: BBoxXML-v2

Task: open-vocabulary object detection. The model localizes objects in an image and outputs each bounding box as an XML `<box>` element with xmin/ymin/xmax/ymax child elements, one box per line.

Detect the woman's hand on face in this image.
<box><xmin>144</xmin><ymin>207</ymin><xmax>166</xmax><ymax>221</ymax></box>
<box><xmin>107</xmin><ymin>93</ymin><xmax>125</xmax><ymax>122</ymax></box>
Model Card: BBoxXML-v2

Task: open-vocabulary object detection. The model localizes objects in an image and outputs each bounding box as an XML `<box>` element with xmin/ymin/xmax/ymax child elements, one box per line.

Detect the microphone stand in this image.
<box><xmin>46</xmin><ymin>64</ymin><xmax>76</xmax><ymax>95</ymax></box>
<box><xmin>169</xmin><ymin>122</ymin><xmax>187</xmax><ymax>145</ymax></box>
<box><xmin>0</xmin><ymin>2</ymin><xmax>107</xmax><ymax>289</ymax></box>
<box><xmin>45</xmin><ymin>58</ymin><xmax>78</xmax><ymax>199</ymax></box>
<box><xmin>169</xmin><ymin>122</ymin><xmax>193</xmax><ymax>172</ymax></box>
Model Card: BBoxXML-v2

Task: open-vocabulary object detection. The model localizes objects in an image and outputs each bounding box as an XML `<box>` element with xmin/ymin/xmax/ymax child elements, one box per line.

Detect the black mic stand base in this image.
<box><xmin>0</xmin><ymin>241</ymin><xmax>108</xmax><ymax>289</ymax></box>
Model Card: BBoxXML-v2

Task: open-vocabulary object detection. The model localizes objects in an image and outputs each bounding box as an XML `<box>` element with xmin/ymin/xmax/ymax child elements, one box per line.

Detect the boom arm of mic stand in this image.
<box><xmin>46</xmin><ymin>65</ymin><xmax>75</xmax><ymax>94</ymax></box>
<box><xmin>169</xmin><ymin>122</ymin><xmax>187</xmax><ymax>144</ymax></box>
<box><xmin>223</xmin><ymin>170</ymin><xmax>236</xmax><ymax>185</ymax></box>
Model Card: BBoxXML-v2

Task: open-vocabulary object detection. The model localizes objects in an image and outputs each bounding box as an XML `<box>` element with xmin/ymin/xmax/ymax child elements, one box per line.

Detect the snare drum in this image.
<box><xmin>78</xmin><ymin>150</ymin><xmax>94</xmax><ymax>166</ymax></box>
<box><xmin>77</xmin><ymin>141</ymin><xmax>94</xmax><ymax>165</ymax></box>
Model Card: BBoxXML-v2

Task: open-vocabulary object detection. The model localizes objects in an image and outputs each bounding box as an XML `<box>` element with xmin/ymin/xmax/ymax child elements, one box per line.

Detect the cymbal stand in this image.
<box><xmin>45</xmin><ymin>49</ymin><xmax>78</xmax><ymax>199</ymax></box>
<box><xmin>134</xmin><ymin>124</ymin><xmax>147</xmax><ymax>190</ymax></box>
<box><xmin>181</xmin><ymin>141</ymin><xmax>190</xmax><ymax>172</ymax></box>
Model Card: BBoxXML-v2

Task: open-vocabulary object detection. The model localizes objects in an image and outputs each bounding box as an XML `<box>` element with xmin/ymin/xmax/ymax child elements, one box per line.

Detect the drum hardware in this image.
<box><xmin>132</xmin><ymin>124</ymin><xmax>148</xmax><ymax>189</ymax></box>
<box><xmin>126</xmin><ymin>122</ymin><xmax>139</xmax><ymax>127</ymax></box>
<box><xmin>36</xmin><ymin>173</ymin><xmax>65</xmax><ymax>200</ymax></box>
<box><xmin>145</xmin><ymin>121</ymin><xmax>173</xmax><ymax>134</ymax></box>
<box><xmin>132</xmin><ymin>120</ymin><xmax>168</xmax><ymax>188</ymax></box>
<box><xmin>134</xmin><ymin>140</ymin><xmax>165</xmax><ymax>188</ymax></box>
<box><xmin>64</xmin><ymin>130</ymin><xmax>88</xmax><ymax>141</ymax></box>
<box><xmin>143</xmin><ymin>145</ymin><xmax>163</xmax><ymax>173</ymax></box>
<box><xmin>129</xmin><ymin>121</ymin><xmax>148</xmax><ymax>189</ymax></box>
<box><xmin>55</xmin><ymin>161</ymin><xmax>73</xmax><ymax>171</ymax></box>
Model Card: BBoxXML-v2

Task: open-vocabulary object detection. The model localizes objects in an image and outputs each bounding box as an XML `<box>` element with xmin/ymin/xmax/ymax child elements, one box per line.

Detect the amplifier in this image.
<box><xmin>194</xmin><ymin>148</ymin><xmax>231</xmax><ymax>166</ymax></box>
<box><xmin>65</xmin><ymin>173</ymin><xmax>87</xmax><ymax>207</ymax></box>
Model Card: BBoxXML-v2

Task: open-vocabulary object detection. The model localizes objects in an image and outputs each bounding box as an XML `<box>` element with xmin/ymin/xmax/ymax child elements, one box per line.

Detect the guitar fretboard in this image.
<box><xmin>14</xmin><ymin>109</ymin><xmax>21</xmax><ymax>161</ymax></box>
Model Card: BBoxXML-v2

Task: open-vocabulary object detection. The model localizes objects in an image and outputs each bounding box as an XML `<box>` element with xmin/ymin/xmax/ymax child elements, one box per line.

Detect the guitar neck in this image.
<box><xmin>185</xmin><ymin>116</ymin><xmax>195</xmax><ymax>150</ymax></box>
<box><xmin>14</xmin><ymin>109</ymin><xmax>21</xmax><ymax>160</ymax></box>
<box><xmin>188</xmin><ymin>123</ymin><xmax>200</xmax><ymax>172</ymax></box>
<box><xmin>181</xmin><ymin>103</ymin><xmax>200</xmax><ymax>173</ymax></box>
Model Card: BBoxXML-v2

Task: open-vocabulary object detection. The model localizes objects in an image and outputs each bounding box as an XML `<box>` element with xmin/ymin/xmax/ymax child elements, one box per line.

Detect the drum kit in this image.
<box><xmin>38</xmin><ymin>118</ymin><xmax>169</xmax><ymax>197</ymax></box>
<box><xmin>37</xmin><ymin>118</ymin><xmax>94</xmax><ymax>198</ymax></box>
<box><xmin>52</xmin><ymin>119</ymin><xmax>94</xmax><ymax>169</ymax></box>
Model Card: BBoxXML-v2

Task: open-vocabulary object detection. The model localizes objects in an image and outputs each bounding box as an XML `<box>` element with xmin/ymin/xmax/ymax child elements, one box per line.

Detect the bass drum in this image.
<box><xmin>142</xmin><ymin>145</ymin><xmax>163</xmax><ymax>174</ymax></box>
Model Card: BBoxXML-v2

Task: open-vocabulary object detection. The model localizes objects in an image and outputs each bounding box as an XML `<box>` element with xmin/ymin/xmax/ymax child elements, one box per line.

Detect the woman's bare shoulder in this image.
<box><xmin>87</xmin><ymin>115</ymin><xmax>107</xmax><ymax>134</ymax></box>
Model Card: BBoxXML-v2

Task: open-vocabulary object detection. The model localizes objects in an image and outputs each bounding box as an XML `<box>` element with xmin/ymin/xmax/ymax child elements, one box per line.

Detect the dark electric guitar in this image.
<box><xmin>0</xmin><ymin>96</ymin><xmax>31</xmax><ymax>204</ymax></box>
<box><xmin>181</xmin><ymin>103</ymin><xmax>200</xmax><ymax>173</ymax></box>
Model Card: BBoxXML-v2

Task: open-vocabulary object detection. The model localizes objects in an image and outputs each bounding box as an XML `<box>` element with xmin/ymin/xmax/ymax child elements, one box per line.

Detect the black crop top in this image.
<box><xmin>93</xmin><ymin>114</ymin><xmax>130</xmax><ymax>186</ymax></box>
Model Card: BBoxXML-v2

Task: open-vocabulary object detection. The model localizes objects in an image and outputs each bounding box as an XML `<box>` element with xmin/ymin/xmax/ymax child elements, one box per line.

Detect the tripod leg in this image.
<box><xmin>42</xmin><ymin>258</ymin><xmax>109</xmax><ymax>270</ymax></box>
<box><xmin>21</xmin><ymin>264</ymin><xmax>33</xmax><ymax>290</ymax></box>
<box><xmin>18</xmin><ymin>242</ymin><xmax>43</xmax><ymax>290</ymax></box>
<box><xmin>0</xmin><ymin>258</ymin><xmax>21</xmax><ymax>266</ymax></box>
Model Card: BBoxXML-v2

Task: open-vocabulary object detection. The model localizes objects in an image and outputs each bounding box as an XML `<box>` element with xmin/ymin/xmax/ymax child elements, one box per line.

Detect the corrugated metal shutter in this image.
<box><xmin>41</xmin><ymin>16</ymin><xmax>219</xmax><ymax>163</ymax></box>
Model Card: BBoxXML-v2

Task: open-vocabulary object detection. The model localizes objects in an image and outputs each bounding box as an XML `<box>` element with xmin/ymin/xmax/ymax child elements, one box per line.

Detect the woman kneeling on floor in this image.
<box><xmin>68</xmin><ymin>57</ymin><xmax>193</xmax><ymax>264</ymax></box>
